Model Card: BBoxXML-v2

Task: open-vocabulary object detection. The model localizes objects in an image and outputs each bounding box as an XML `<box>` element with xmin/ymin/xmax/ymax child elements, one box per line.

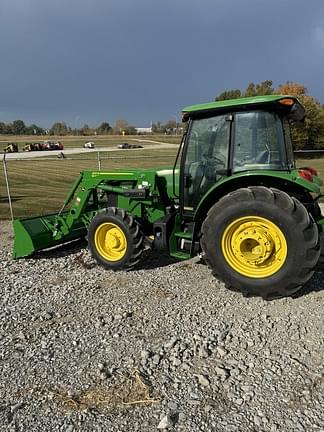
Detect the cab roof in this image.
<box><xmin>182</xmin><ymin>95</ymin><xmax>300</xmax><ymax>118</ymax></box>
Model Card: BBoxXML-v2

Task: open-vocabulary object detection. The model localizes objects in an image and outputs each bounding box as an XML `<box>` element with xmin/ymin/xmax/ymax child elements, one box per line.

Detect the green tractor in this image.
<box><xmin>13</xmin><ymin>95</ymin><xmax>324</xmax><ymax>299</ymax></box>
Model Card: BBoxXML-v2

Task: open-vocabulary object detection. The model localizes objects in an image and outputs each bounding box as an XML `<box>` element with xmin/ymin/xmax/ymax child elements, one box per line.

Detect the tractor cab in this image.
<box><xmin>179</xmin><ymin>95</ymin><xmax>304</xmax><ymax>210</ymax></box>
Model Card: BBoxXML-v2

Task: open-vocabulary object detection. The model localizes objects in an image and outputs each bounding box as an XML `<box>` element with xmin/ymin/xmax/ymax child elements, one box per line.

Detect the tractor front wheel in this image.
<box><xmin>88</xmin><ymin>207</ymin><xmax>145</xmax><ymax>270</ymax></box>
<box><xmin>201</xmin><ymin>187</ymin><xmax>320</xmax><ymax>299</ymax></box>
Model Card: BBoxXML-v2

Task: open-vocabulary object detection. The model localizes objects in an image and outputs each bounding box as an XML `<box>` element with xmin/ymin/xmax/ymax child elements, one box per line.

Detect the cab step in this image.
<box><xmin>170</xmin><ymin>250</ymin><xmax>191</xmax><ymax>260</ymax></box>
<box><xmin>174</xmin><ymin>231</ymin><xmax>193</xmax><ymax>240</ymax></box>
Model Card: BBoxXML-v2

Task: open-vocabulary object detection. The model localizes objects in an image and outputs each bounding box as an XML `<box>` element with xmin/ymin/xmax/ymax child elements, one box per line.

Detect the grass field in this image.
<box><xmin>1</xmin><ymin>150</ymin><xmax>324</xmax><ymax>220</ymax></box>
<box><xmin>0</xmin><ymin>148</ymin><xmax>178</xmax><ymax>219</ymax></box>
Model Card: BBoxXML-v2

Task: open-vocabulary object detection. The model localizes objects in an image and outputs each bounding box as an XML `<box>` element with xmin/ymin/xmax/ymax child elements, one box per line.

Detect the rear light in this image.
<box><xmin>305</xmin><ymin>166</ymin><xmax>318</xmax><ymax>177</ymax></box>
<box><xmin>299</xmin><ymin>169</ymin><xmax>313</xmax><ymax>182</ymax></box>
<box><xmin>279</xmin><ymin>98</ymin><xmax>295</xmax><ymax>106</ymax></box>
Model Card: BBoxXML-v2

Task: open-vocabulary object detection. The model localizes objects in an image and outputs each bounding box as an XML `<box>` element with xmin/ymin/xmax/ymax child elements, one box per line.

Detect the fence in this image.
<box><xmin>294</xmin><ymin>149</ymin><xmax>324</xmax><ymax>158</ymax></box>
<box><xmin>0</xmin><ymin>151</ymin><xmax>177</xmax><ymax>220</ymax></box>
<box><xmin>2</xmin><ymin>149</ymin><xmax>324</xmax><ymax>221</ymax></box>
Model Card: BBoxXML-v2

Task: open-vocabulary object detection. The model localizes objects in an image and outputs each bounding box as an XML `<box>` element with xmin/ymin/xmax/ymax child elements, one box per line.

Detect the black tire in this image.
<box><xmin>201</xmin><ymin>186</ymin><xmax>320</xmax><ymax>299</ymax></box>
<box><xmin>88</xmin><ymin>207</ymin><xmax>145</xmax><ymax>270</ymax></box>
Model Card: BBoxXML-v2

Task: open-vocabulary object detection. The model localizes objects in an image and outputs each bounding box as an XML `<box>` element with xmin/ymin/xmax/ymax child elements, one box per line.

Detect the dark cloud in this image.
<box><xmin>0</xmin><ymin>0</ymin><xmax>323</xmax><ymax>127</ymax></box>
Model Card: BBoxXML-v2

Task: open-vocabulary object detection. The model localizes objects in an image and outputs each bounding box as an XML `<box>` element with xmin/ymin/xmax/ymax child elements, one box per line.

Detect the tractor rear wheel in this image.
<box><xmin>88</xmin><ymin>207</ymin><xmax>145</xmax><ymax>270</ymax></box>
<box><xmin>201</xmin><ymin>187</ymin><xmax>320</xmax><ymax>299</ymax></box>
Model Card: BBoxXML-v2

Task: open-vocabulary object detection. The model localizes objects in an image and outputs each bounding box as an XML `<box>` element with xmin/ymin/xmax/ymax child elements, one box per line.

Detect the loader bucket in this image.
<box><xmin>12</xmin><ymin>214</ymin><xmax>87</xmax><ymax>258</ymax></box>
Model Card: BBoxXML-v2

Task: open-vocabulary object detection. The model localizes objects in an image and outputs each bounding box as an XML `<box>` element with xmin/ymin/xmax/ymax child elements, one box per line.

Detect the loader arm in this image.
<box><xmin>12</xmin><ymin>169</ymin><xmax>169</xmax><ymax>258</ymax></box>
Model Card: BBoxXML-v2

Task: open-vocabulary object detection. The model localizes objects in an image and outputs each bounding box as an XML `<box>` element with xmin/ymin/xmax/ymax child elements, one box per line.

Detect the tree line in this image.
<box><xmin>2</xmin><ymin>81</ymin><xmax>323</xmax><ymax>147</ymax></box>
<box><xmin>215</xmin><ymin>80</ymin><xmax>324</xmax><ymax>149</ymax></box>
<box><xmin>0</xmin><ymin>118</ymin><xmax>181</xmax><ymax>136</ymax></box>
<box><xmin>0</xmin><ymin>119</ymin><xmax>124</xmax><ymax>136</ymax></box>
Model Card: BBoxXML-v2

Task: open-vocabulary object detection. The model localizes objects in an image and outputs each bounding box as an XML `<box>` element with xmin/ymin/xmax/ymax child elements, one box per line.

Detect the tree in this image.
<box><xmin>112</xmin><ymin>119</ymin><xmax>136</xmax><ymax>135</ymax></box>
<box><xmin>80</xmin><ymin>124</ymin><xmax>92</xmax><ymax>135</ymax></box>
<box><xmin>215</xmin><ymin>80</ymin><xmax>324</xmax><ymax>148</ymax></box>
<box><xmin>276</xmin><ymin>82</ymin><xmax>324</xmax><ymax>148</ymax></box>
<box><xmin>124</xmin><ymin>125</ymin><xmax>137</xmax><ymax>135</ymax></box>
<box><xmin>244</xmin><ymin>80</ymin><xmax>274</xmax><ymax>97</ymax></box>
<box><xmin>215</xmin><ymin>89</ymin><xmax>242</xmax><ymax>101</ymax></box>
<box><xmin>114</xmin><ymin>119</ymin><xmax>129</xmax><ymax>135</ymax></box>
<box><xmin>164</xmin><ymin>119</ymin><xmax>177</xmax><ymax>134</ymax></box>
<box><xmin>50</xmin><ymin>122</ymin><xmax>69</xmax><ymax>135</ymax></box>
<box><xmin>215</xmin><ymin>81</ymin><xmax>274</xmax><ymax>101</ymax></box>
<box><xmin>152</xmin><ymin>119</ymin><xmax>179</xmax><ymax>134</ymax></box>
<box><xmin>97</xmin><ymin>122</ymin><xmax>112</xmax><ymax>134</ymax></box>
<box><xmin>0</xmin><ymin>122</ymin><xmax>11</xmax><ymax>134</ymax></box>
<box><xmin>25</xmin><ymin>124</ymin><xmax>44</xmax><ymax>135</ymax></box>
<box><xmin>11</xmin><ymin>120</ymin><xmax>26</xmax><ymax>135</ymax></box>
<box><xmin>152</xmin><ymin>121</ymin><xmax>163</xmax><ymax>133</ymax></box>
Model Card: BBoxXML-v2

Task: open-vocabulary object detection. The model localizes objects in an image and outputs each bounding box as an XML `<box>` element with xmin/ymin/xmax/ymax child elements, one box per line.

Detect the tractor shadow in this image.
<box><xmin>293</xmin><ymin>263</ymin><xmax>324</xmax><ymax>298</ymax></box>
<box><xmin>32</xmin><ymin>238</ymin><xmax>88</xmax><ymax>259</ymax></box>
<box><xmin>135</xmin><ymin>250</ymin><xmax>179</xmax><ymax>270</ymax></box>
<box><xmin>30</xmin><ymin>240</ymin><xmax>178</xmax><ymax>270</ymax></box>
<box><xmin>25</xmin><ymin>243</ymin><xmax>324</xmax><ymax>297</ymax></box>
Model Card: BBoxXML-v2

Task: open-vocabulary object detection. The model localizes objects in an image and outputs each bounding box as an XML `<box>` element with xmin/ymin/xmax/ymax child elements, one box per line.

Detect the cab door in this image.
<box><xmin>181</xmin><ymin>114</ymin><xmax>231</xmax><ymax>212</ymax></box>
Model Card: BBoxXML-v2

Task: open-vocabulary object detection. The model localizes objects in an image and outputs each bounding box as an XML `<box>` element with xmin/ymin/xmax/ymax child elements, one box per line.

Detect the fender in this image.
<box><xmin>194</xmin><ymin>169</ymin><xmax>322</xmax><ymax>222</ymax></box>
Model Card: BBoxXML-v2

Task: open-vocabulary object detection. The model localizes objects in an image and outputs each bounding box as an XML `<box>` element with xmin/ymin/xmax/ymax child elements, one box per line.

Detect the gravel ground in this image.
<box><xmin>1</xmin><ymin>220</ymin><xmax>324</xmax><ymax>432</ymax></box>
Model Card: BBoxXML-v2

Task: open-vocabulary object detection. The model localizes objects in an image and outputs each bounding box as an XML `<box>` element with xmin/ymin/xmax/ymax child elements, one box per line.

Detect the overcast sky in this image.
<box><xmin>0</xmin><ymin>0</ymin><xmax>323</xmax><ymax>128</ymax></box>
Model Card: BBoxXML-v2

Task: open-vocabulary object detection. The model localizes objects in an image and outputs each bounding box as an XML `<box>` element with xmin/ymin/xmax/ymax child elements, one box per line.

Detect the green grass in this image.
<box><xmin>0</xmin><ymin>148</ymin><xmax>178</xmax><ymax>219</ymax></box>
<box><xmin>1</xmin><ymin>153</ymin><xmax>324</xmax><ymax>220</ymax></box>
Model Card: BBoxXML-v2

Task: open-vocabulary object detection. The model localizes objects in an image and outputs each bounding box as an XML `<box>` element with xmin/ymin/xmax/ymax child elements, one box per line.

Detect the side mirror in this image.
<box><xmin>289</xmin><ymin>103</ymin><xmax>305</xmax><ymax>122</ymax></box>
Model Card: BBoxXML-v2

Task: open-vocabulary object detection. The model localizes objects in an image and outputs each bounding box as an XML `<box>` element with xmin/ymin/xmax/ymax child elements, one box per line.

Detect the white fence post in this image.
<box><xmin>2</xmin><ymin>154</ymin><xmax>14</xmax><ymax>221</ymax></box>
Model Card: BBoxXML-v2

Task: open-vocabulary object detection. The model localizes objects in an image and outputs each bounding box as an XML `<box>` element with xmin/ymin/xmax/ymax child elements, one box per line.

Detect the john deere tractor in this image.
<box><xmin>12</xmin><ymin>95</ymin><xmax>324</xmax><ymax>299</ymax></box>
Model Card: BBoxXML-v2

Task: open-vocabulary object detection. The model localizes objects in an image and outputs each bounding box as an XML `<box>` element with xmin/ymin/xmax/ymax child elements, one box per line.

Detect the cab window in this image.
<box><xmin>233</xmin><ymin>111</ymin><xmax>287</xmax><ymax>172</ymax></box>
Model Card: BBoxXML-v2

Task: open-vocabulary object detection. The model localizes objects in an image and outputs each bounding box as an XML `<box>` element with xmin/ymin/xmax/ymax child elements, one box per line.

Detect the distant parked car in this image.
<box><xmin>117</xmin><ymin>143</ymin><xmax>130</xmax><ymax>149</ymax></box>
<box><xmin>43</xmin><ymin>141</ymin><xmax>64</xmax><ymax>150</ymax></box>
<box><xmin>117</xmin><ymin>143</ymin><xmax>143</xmax><ymax>149</ymax></box>
<box><xmin>84</xmin><ymin>141</ymin><xmax>95</xmax><ymax>149</ymax></box>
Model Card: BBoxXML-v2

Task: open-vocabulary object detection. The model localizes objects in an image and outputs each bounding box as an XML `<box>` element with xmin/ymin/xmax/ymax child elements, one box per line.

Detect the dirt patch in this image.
<box><xmin>54</xmin><ymin>369</ymin><xmax>158</xmax><ymax>412</ymax></box>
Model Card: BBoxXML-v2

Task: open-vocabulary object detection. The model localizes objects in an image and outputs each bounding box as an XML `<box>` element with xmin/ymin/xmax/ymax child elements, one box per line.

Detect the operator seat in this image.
<box><xmin>187</xmin><ymin>161</ymin><xmax>205</xmax><ymax>205</ymax></box>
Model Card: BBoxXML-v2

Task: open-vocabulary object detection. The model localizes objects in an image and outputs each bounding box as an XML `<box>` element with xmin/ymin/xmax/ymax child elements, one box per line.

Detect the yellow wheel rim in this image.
<box><xmin>221</xmin><ymin>216</ymin><xmax>287</xmax><ymax>278</ymax></box>
<box><xmin>94</xmin><ymin>223</ymin><xmax>127</xmax><ymax>261</ymax></box>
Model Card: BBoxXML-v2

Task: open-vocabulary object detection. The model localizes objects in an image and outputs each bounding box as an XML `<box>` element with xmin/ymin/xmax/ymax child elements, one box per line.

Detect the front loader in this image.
<box><xmin>12</xmin><ymin>95</ymin><xmax>324</xmax><ymax>299</ymax></box>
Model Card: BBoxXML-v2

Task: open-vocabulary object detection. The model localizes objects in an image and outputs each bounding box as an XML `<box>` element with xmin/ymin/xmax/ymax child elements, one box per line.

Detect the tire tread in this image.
<box><xmin>201</xmin><ymin>187</ymin><xmax>320</xmax><ymax>299</ymax></box>
<box><xmin>88</xmin><ymin>207</ymin><xmax>145</xmax><ymax>270</ymax></box>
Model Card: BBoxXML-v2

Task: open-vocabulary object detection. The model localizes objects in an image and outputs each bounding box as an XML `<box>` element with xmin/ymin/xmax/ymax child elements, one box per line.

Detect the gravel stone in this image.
<box><xmin>140</xmin><ymin>350</ymin><xmax>151</xmax><ymax>360</ymax></box>
<box><xmin>196</xmin><ymin>374</ymin><xmax>210</xmax><ymax>387</ymax></box>
<box><xmin>216</xmin><ymin>346</ymin><xmax>228</xmax><ymax>357</ymax></box>
<box><xmin>215</xmin><ymin>366</ymin><xmax>230</xmax><ymax>380</ymax></box>
<box><xmin>157</xmin><ymin>414</ymin><xmax>173</xmax><ymax>429</ymax></box>
<box><xmin>0</xmin><ymin>220</ymin><xmax>323</xmax><ymax>431</ymax></box>
<box><xmin>152</xmin><ymin>354</ymin><xmax>161</xmax><ymax>365</ymax></box>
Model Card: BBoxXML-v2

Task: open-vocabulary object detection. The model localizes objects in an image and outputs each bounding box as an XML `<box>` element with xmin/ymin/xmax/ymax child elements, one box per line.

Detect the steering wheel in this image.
<box><xmin>201</xmin><ymin>152</ymin><xmax>227</xmax><ymax>181</ymax></box>
<box><xmin>203</xmin><ymin>152</ymin><xmax>226</xmax><ymax>168</ymax></box>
